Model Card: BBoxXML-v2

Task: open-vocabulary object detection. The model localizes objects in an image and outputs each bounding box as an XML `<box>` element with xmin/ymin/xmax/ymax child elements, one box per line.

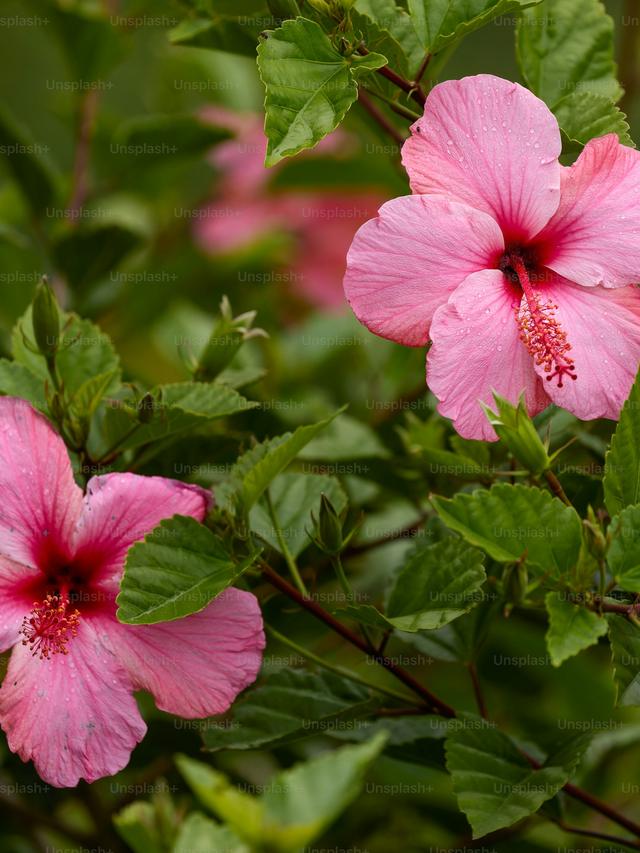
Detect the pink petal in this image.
<box><xmin>401</xmin><ymin>75</ymin><xmax>561</xmax><ymax>241</ymax></box>
<box><xmin>72</xmin><ymin>473</ymin><xmax>210</xmax><ymax>584</ymax></box>
<box><xmin>528</xmin><ymin>277</ymin><xmax>640</xmax><ymax>420</ymax></box>
<box><xmin>538</xmin><ymin>135</ymin><xmax>640</xmax><ymax>288</ymax></box>
<box><xmin>0</xmin><ymin>620</ymin><xmax>146</xmax><ymax>787</ymax></box>
<box><xmin>0</xmin><ymin>398</ymin><xmax>82</xmax><ymax>569</ymax></box>
<box><xmin>344</xmin><ymin>194</ymin><xmax>504</xmax><ymax>346</ymax></box>
<box><xmin>0</xmin><ymin>556</ymin><xmax>41</xmax><ymax>652</ymax></box>
<box><xmin>428</xmin><ymin>270</ymin><xmax>550</xmax><ymax>440</ymax></box>
<box><xmin>105</xmin><ymin>588</ymin><xmax>264</xmax><ymax>718</ymax></box>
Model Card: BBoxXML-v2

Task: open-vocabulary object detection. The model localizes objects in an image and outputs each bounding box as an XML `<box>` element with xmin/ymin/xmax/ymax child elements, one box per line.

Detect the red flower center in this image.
<box><xmin>500</xmin><ymin>249</ymin><xmax>577</xmax><ymax>388</ymax></box>
<box><xmin>20</xmin><ymin>593</ymin><xmax>81</xmax><ymax>660</ymax></box>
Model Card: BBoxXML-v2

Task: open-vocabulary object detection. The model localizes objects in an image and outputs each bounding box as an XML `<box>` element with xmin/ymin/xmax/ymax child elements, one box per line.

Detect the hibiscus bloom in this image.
<box><xmin>0</xmin><ymin>398</ymin><xmax>264</xmax><ymax>787</ymax></box>
<box><xmin>345</xmin><ymin>74</ymin><xmax>640</xmax><ymax>440</ymax></box>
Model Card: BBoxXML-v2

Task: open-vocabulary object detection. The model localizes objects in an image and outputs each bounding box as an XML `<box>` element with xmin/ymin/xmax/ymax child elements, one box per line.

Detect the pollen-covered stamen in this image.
<box><xmin>20</xmin><ymin>594</ymin><xmax>80</xmax><ymax>660</ymax></box>
<box><xmin>509</xmin><ymin>254</ymin><xmax>577</xmax><ymax>388</ymax></box>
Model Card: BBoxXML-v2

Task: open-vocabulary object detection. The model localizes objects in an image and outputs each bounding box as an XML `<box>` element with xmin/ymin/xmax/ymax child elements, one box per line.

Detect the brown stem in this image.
<box><xmin>261</xmin><ymin>562</ymin><xmax>456</xmax><ymax>717</ymax></box>
<box><xmin>359</xmin><ymin>47</ymin><xmax>426</xmax><ymax>106</ymax></box>
<box><xmin>261</xmin><ymin>561</ymin><xmax>640</xmax><ymax>841</ymax></box>
<box><xmin>544</xmin><ymin>469</ymin><xmax>572</xmax><ymax>506</ymax></box>
<box><xmin>346</xmin><ymin>513</ymin><xmax>427</xmax><ymax>555</ymax></box>
<box><xmin>413</xmin><ymin>52</ymin><xmax>432</xmax><ymax>86</ymax></box>
<box><xmin>553</xmin><ymin>818</ymin><xmax>640</xmax><ymax>851</ymax></box>
<box><xmin>357</xmin><ymin>90</ymin><xmax>405</xmax><ymax>146</ymax></box>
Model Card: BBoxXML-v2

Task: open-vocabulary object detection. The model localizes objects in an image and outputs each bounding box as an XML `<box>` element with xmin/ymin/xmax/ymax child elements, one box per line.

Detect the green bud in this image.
<box><xmin>317</xmin><ymin>493</ymin><xmax>345</xmax><ymax>555</ymax></box>
<box><xmin>482</xmin><ymin>392</ymin><xmax>550</xmax><ymax>475</ymax></box>
<box><xmin>583</xmin><ymin>506</ymin><xmax>607</xmax><ymax>561</ymax></box>
<box><xmin>137</xmin><ymin>392</ymin><xmax>156</xmax><ymax>424</ymax></box>
<box><xmin>193</xmin><ymin>296</ymin><xmax>267</xmax><ymax>382</ymax></box>
<box><xmin>32</xmin><ymin>278</ymin><xmax>60</xmax><ymax>358</ymax></box>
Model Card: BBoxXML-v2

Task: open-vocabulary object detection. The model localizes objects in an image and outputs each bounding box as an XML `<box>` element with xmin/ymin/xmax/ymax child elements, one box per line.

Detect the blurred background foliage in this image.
<box><xmin>0</xmin><ymin>1</ymin><xmax>639</xmax><ymax>851</ymax></box>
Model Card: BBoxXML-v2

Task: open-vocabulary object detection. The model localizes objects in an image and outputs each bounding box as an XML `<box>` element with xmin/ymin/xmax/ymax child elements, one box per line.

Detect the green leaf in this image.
<box><xmin>604</xmin><ymin>369</ymin><xmax>640</xmax><ymax>516</ymax></box>
<box><xmin>172</xmin><ymin>813</ymin><xmax>249</xmax><ymax>853</ymax></box>
<box><xmin>409</xmin><ymin>0</ymin><xmax>540</xmax><ymax>53</ymax></box>
<box><xmin>201</xmin><ymin>669</ymin><xmax>379</xmax><ymax>751</ymax></box>
<box><xmin>249</xmin><ymin>472</ymin><xmax>347</xmax><ymax>558</ymax></box>
<box><xmin>117</xmin><ymin>515</ymin><xmax>257</xmax><ymax>625</ymax></box>
<box><xmin>257</xmin><ymin>18</ymin><xmax>380</xmax><ymax>167</ymax></box>
<box><xmin>554</xmin><ymin>91</ymin><xmax>634</xmax><ymax>149</ymax></box>
<box><xmin>446</xmin><ymin>715</ymin><xmax>586</xmax><ymax>837</ymax></box>
<box><xmin>544</xmin><ymin>592</ymin><xmax>607</xmax><ymax>667</ymax></box>
<box><xmin>298</xmin><ymin>413</ymin><xmax>389</xmax><ymax>460</ymax></box>
<box><xmin>398</xmin><ymin>597</ymin><xmax>498</xmax><ymax>663</ymax></box>
<box><xmin>0</xmin><ymin>106</ymin><xmax>56</xmax><ymax>215</ymax></box>
<box><xmin>93</xmin><ymin>382</ymin><xmax>255</xmax><ymax>457</ymax></box>
<box><xmin>225</xmin><ymin>408</ymin><xmax>343</xmax><ymax>512</ymax></box>
<box><xmin>517</xmin><ymin>0</ymin><xmax>622</xmax><ymax>109</ymax></box>
<box><xmin>178</xmin><ymin>735</ymin><xmax>386</xmax><ymax>849</ymax></box>
<box><xmin>607</xmin><ymin>506</ymin><xmax>640</xmax><ymax>592</ymax></box>
<box><xmin>336</xmin><ymin>539</ymin><xmax>486</xmax><ymax>632</ymax></box>
<box><xmin>353</xmin><ymin>0</ymin><xmax>423</xmax><ymax>75</ymax></box>
<box><xmin>113</xmin><ymin>802</ymin><xmax>164</xmax><ymax>853</ymax></box>
<box><xmin>431</xmin><ymin>484</ymin><xmax>582</xmax><ymax>577</ymax></box>
<box><xmin>12</xmin><ymin>307</ymin><xmax>121</xmax><ymax>398</ymax></box>
<box><xmin>0</xmin><ymin>360</ymin><xmax>46</xmax><ymax>410</ymax></box>
<box><xmin>329</xmin><ymin>715</ymin><xmax>449</xmax><ymax>769</ymax></box>
<box><xmin>53</xmin><ymin>223</ymin><xmax>142</xmax><ymax>292</ymax></box>
<box><xmin>608</xmin><ymin>614</ymin><xmax>640</xmax><ymax>706</ymax></box>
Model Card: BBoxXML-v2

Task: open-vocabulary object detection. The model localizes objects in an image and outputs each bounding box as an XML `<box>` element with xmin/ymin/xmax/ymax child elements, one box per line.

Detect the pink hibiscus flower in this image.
<box><xmin>0</xmin><ymin>398</ymin><xmax>264</xmax><ymax>787</ymax></box>
<box><xmin>345</xmin><ymin>74</ymin><xmax>640</xmax><ymax>440</ymax></box>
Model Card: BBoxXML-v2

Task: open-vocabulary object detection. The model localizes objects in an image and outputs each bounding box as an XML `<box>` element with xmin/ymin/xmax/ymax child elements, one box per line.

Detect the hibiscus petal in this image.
<box><xmin>0</xmin><ymin>620</ymin><xmax>146</xmax><ymax>787</ymax></box>
<box><xmin>103</xmin><ymin>588</ymin><xmax>264</xmax><ymax>718</ymax></box>
<box><xmin>344</xmin><ymin>194</ymin><xmax>504</xmax><ymax>346</ymax></box>
<box><xmin>402</xmin><ymin>74</ymin><xmax>561</xmax><ymax>241</ymax></box>
<box><xmin>540</xmin><ymin>135</ymin><xmax>640</xmax><ymax>288</ymax></box>
<box><xmin>528</xmin><ymin>277</ymin><xmax>640</xmax><ymax>420</ymax></box>
<box><xmin>0</xmin><ymin>557</ymin><xmax>42</xmax><ymax>652</ymax></box>
<box><xmin>0</xmin><ymin>398</ymin><xmax>82</xmax><ymax>569</ymax></box>
<box><xmin>428</xmin><ymin>269</ymin><xmax>550</xmax><ymax>440</ymax></box>
<box><xmin>72</xmin><ymin>473</ymin><xmax>210</xmax><ymax>582</ymax></box>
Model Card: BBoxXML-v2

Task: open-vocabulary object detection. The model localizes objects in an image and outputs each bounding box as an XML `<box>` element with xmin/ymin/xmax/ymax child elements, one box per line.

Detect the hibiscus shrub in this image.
<box><xmin>1</xmin><ymin>0</ymin><xmax>640</xmax><ymax>852</ymax></box>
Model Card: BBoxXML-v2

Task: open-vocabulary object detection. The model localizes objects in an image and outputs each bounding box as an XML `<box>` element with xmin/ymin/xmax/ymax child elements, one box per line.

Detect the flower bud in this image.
<box><xmin>317</xmin><ymin>493</ymin><xmax>345</xmax><ymax>555</ymax></box>
<box><xmin>32</xmin><ymin>278</ymin><xmax>60</xmax><ymax>359</ymax></box>
<box><xmin>482</xmin><ymin>392</ymin><xmax>550</xmax><ymax>475</ymax></box>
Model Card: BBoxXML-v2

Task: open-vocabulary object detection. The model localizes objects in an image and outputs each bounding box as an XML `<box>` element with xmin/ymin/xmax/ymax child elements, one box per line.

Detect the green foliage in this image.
<box><xmin>608</xmin><ymin>614</ymin><xmax>640</xmax><ymax>706</ymax></box>
<box><xmin>117</xmin><ymin>515</ymin><xmax>258</xmax><ymax>624</ymax></box>
<box><xmin>409</xmin><ymin>0</ymin><xmax>541</xmax><ymax>53</ymax></box>
<box><xmin>607</xmin><ymin>506</ymin><xmax>640</xmax><ymax>592</ymax></box>
<box><xmin>431</xmin><ymin>484</ymin><xmax>583</xmax><ymax>577</ymax></box>
<box><xmin>554</xmin><ymin>90</ymin><xmax>634</xmax><ymax>149</ymax></box>
<box><xmin>446</xmin><ymin>715</ymin><xmax>590</xmax><ymax>837</ymax></box>
<box><xmin>544</xmin><ymin>591</ymin><xmax>608</xmax><ymax>667</ymax></box>
<box><xmin>604</xmin><ymin>370</ymin><xmax>640</xmax><ymax>516</ymax></box>
<box><xmin>177</xmin><ymin>734</ymin><xmax>387</xmax><ymax>851</ymax></box>
<box><xmin>517</xmin><ymin>0</ymin><xmax>622</xmax><ymax>108</ymax></box>
<box><xmin>201</xmin><ymin>669</ymin><xmax>379</xmax><ymax>751</ymax></box>
<box><xmin>336</xmin><ymin>538</ymin><xmax>486</xmax><ymax>631</ymax></box>
<box><xmin>257</xmin><ymin>17</ymin><xmax>385</xmax><ymax>166</ymax></box>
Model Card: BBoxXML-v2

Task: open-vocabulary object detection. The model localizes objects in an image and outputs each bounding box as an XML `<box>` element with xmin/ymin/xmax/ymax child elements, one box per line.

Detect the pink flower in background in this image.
<box><xmin>0</xmin><ymin>398</ymin><xmax>264</xmax><ymax>787</ymax></box>
<box><xmin>196</xmin><ymin>108</ymin><xmax>384</xmax><ymax>310</ymax></box>
<box><xmin>345</xmin><ymin>74</ymin><xmax>640</xmax><ymax>439</ymax></box>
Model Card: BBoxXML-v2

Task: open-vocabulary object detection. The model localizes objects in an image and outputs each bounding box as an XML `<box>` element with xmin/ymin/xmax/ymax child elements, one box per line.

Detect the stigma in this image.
<box><xmin>506</xmin><ymin>253</ymin><xmax>577</xmax><ymax>387</ymax></box>
<box><xmin>20</xmin><ymin>594</ymin><xmax>80</xmax><ymax>660</ymax></box>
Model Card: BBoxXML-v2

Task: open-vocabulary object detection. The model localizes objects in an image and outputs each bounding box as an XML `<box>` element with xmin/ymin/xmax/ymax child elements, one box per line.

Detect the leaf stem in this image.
<box><xmin>265</xmin><ymin>624</ymin><xmax>424</xmax><ymax>707</ymax></box>
<box><xmin>544</xmin><ymin>469</ymin><xmax>572</xmax><ymax>506</ymax></box>
<box><xmin>265</xmin><ymin>489</ymin><xmax>309</xmax><ymax>597</ymax></box>
<box><xmin>358</xmin><ymin>46</ymin><xmax>426</xmax><ymax>106</ymax></box>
